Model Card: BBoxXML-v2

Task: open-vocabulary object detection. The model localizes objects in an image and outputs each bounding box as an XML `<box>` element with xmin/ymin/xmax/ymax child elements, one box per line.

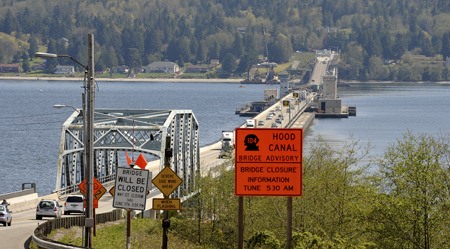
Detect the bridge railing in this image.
<box><xmin>32</xmin><ymin>209</ymin><xmax>125</xmax><ymax>249</ymax></box>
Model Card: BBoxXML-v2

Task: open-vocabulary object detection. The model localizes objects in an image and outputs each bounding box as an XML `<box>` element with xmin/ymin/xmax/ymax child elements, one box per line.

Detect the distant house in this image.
<box><xmin>55</xmin><ymin>65</ymin><xmax>75</xmax><ymax>74</ymax></box>
<box><xmin>0</xmin><ymin>63</ymin><xmax>20</xmax><ymax>73</ymax></box>
<box><xmin>143</xmin><ymin>61</ymin><xmax>179</xmax><ymax>73</ymax></box>
<box><xmin>184</xmin><ymin>65</ymin><xmax>210</xmax><ymax>73</ymax></box>
<box><xmin>111</xmin><ymin>65</ymin><xmax>129</xmax><ymax>74</ymax></box>
<box><xmin>210</xmin><ymin>59</ymin><xmax>220</xmax><ymax>67</ymax></box>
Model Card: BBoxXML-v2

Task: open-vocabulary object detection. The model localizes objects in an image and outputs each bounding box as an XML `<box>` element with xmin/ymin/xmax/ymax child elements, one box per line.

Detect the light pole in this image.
<box><xmin>35</xmin><ymin>34</ymin><xmax>95</xmax><ymax>248</ymax></box>
<box><xmin>53</xmin><ymin>104</ymin><xmax>80</xmax><ymax>113</ymax></box>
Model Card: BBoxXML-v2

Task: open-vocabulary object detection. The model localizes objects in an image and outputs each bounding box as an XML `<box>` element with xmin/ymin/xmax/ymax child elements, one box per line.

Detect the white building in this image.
<box><xmin>143</xmin><ymin>61</ymin><xmax>179</xmax><ymax>73</ymax></box>
<box><xmin>55</xmin><ymin>65</ymin><xmax>75</xmax><ymax>74</ymax></box>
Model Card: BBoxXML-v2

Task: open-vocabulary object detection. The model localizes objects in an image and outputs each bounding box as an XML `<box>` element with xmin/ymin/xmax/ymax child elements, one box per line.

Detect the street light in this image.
<box><xmin>35</xmin><ymin>52</ymin><xmax>88</xmax><ymax>71</ymax></box>
<box><xmin>35</xmin><ymin>34</ymin><xmax>95</xmax><ymax>248</ymax></box>
<box><xmin>53</xmin><ymin>104</ymin><xmax>80</xmax><ymax>113</ymax></box>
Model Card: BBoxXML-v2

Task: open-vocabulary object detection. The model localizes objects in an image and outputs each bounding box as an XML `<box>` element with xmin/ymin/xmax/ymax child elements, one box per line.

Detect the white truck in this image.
<box><xmin>246</xmin><ymin>119</ymin><xmax>256</xmax><ymax>128</ymax></box>
<box><xmin>219</xmin><ymin>131</ymin><xmax>234</xmax><ymax>159</ymax></box>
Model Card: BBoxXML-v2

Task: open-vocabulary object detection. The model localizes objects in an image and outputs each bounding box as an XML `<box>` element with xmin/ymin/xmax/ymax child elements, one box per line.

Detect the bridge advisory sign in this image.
<box><xmin>235</xmin><ymin>128</ymin><xmax>303</xmax><ymax>196</ymax></box>
<box><xmin>113</xmin><ymin>167</ymin><xmax>150</xmax><ymax>210</ymax></box>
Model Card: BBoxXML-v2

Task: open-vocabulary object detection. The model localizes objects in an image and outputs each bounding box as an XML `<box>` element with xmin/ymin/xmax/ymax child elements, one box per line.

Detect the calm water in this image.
<box><xmin>0</xmin><ymin>80</ymin><xmax>267</xmax><ymax>195</ymax></box>
<box><xmin>0</xmin><ymin>80</ymin><xmax>448</xmax><ymax>195</ymax></box>
<box><xmin>305</xmin><ymin>83</ymin><xmax>450</xmax><ymax>160</ymax></box>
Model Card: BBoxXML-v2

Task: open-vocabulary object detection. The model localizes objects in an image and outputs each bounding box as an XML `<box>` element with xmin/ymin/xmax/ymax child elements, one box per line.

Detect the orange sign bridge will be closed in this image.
<box><xmin>235</xmin><ymin>128</ymin><xmax>303</xmax><ymax>196</ymax></box>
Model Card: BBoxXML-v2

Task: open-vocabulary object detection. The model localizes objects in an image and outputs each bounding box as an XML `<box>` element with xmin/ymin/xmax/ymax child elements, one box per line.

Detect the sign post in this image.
<box><xmin>235</xmin><ymin>128</ymin><xmax>303</xmax><ymax>249</ymax></box>
<box><xmin>235</xmin><ymin>128</ymin><xmax>303</xmax><ymax>196</ymax></box>
<box><xmin>113</xmin><ymin>167</ymin><xmax>150</xmax><ymax>210</ymax></box>
<box><xmin>113</xmin><ymin>166</ymin><xmax>150</xmax><ymax>249</ymax></box>
<box><xmin>152</xmin><ymin>136</ymin><xmax>183</xmax><ymax>249</ymax></box>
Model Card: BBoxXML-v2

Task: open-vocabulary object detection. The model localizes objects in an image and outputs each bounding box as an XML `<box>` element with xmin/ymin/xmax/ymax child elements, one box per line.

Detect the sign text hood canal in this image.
<box><xmin>235</xmin><ymin>128</ymin><xmax>303</xmax><ymax>196</ymax></box>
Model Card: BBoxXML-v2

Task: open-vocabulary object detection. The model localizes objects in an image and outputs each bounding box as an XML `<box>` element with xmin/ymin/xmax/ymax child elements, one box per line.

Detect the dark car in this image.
<box><xmin>0</xmin><ymin>204</ymin><xmax>12</xmax><ymax>226</ymax></box>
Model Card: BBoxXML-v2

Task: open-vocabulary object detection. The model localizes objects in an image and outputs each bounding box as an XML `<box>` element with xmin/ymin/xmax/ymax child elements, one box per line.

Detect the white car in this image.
<box><xmin>64</xmin><ymin>195</ymin><xmax>85</xmax><ymax>215</ymax></box>
<box><xmin>0</xmin><ymin>204</ymin><xmax>12</xmax><ymax>226</ymax></box>
<box><xmin>36</xmin><ymin>200</ymin><xmax>62</xmax><ymax>220</ymax></box>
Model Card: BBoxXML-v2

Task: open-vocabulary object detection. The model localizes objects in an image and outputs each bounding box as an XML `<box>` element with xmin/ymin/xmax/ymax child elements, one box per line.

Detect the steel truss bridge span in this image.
<box><xmin>55</xmin><ymin>109</ymin><xmax>200</xmax><ymax>199</ymax></box>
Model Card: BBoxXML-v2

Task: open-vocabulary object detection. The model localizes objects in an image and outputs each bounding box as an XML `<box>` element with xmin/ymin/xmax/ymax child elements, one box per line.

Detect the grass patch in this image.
<box><xmin>31</xmin><ymin>218</ymin><xmax>207</xmax><ymax>249</ymax></box>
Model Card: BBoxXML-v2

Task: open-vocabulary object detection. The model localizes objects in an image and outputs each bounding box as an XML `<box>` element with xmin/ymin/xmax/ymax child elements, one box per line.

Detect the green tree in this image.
<box><xmin>393</xmin><ymin>33</ymin><xmax>409</xmax><ymax>60</ymax></box>
<box><xmin>268</xmin><ymin>33</ymin><xmax>293</xmax><ymax>63</ymax></box>
<box><xmin>43</xmin><ymin>39</ymin><xmax>58</xmax><ymax>73</ymax></box>
<box><xmin>231</xmin><ymin>32</ymin><xmax>244</xmax><ymax>58</ymax></box>
<box><xmin>340</xmin><ymin>42</ymin><xmax>365</xmax><ymax>79</ymax></box>
<box><xmin>294</xmin><ymin>137</ymin><xmax>374</xmax><ymax>246</ymax></box>
<box><xmin>236</xmin><ymin>50</ymin><xmax>258</xmax><ymax>75</ymax></box>
<box><xmin>195</xmin><ymin>40</ymin><xmax>208</xmax><ymax>63</ymax></box>
<box><xmin>367</xmin><ymin>56</ymin><xmax>390</xmax><ymax>80</ymax></box>
<box><xmin>221</xmin><ymin>53</ymin><xmax>237</xmax><ymax>74</ymax></box>
<box><xmin>370</xmin><ymin>132</ymin><xmax>450</xmax><ymax>249</ymax></box>
<box><xmin>28</xmin><ymin>35</ymin><xmax>38</xmax><ymax>60</ymax></box>
<box><xmin>441</xmin><ymin>32</ymin><xmax>450</xmax><ymax>59</ymax></box>
<box><xmin>166</xmin><ymin>36</ymin><xmax>191</xmax><ymax>66</ymax></box>
<box><xmin>0</xmin><ymin>38</ymin><xmax>15</xmax><ymax>63</ymax></box>
<box><xmin>22</xmin><ymin>59</ymin><xmax>31</xmax><ymax>72</ymax></box>
<box><xmin>2</xmin><ymin>9</ymin><xmax>18</xmax><ymax>34</ymax></box>
<box><xmin>99</xmin><ymin>46</ymin><xmax>118</xmax><ymax>69</ymax></box>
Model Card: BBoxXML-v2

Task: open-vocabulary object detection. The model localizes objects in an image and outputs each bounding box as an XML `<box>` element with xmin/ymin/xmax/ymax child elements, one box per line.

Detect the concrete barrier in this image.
<box><xmin>8</xmin><ymin>193</ymin><xmax>39</xmax><ymax>213</ymax></box>
<box><xmin>8</xmin><ymin>193</ymin><xmax>60</xmax><ymax>213</ymax></box>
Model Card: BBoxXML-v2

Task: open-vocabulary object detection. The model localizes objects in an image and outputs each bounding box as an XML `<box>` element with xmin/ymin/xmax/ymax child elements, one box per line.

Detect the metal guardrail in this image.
<box><xmin>32</xmin><ymin>209</ymin><xmax>125</xmax><ymax>249</ymax></box>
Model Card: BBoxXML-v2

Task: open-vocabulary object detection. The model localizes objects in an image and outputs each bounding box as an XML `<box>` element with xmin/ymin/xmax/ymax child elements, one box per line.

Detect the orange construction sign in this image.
<box><xmin>78</xmin><ymin>177</ymin><xmax>105</xmax><ymax>200</ymax></box>
<box><xmin>235</xmin><ymin>128</ymin><xmax>303</xmax><ymax>196</ymax></box>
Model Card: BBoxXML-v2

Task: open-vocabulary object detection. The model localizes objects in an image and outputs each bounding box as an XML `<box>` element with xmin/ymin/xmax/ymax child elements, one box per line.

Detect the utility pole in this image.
<box><xmin>84</xmin><ymin>33</ymin><xmax>95</xmax><ymax>248</ymax></box>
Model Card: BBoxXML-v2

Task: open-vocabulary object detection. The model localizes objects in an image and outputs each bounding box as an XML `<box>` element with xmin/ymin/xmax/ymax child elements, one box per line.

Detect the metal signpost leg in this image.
<box><xmin>161</xmin><ymin>137</ymin><xmax>173</xmax><ymax>249</ymax></box>
<box><xmin>127</xmin><ymin>209</ymin><xmax>131</xmax><ymax>249</ymax></box>
<box><xmin>286</xmin><ymin>197</ymin><xmax>293</xmax><ymax>249</ymax></box>
<box><xmin>238</xmin><ymin>197</ymin><xmax>244</xmax><ymax>249</ymax></box>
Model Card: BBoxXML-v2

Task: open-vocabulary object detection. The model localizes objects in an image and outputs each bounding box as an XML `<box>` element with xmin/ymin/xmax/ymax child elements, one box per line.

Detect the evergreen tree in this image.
<box><xmin>221</xmin><ymin>53</ymin><xmax>237</xmax><ymax>74</ymax></box>
<box><xmin>44</xmin><ymin>40</ymin><xmax>58</xmax><ymax>73</ymax></box>
<box><xmin>231</xmin><ymin>33</ymin><xmax>244</xmax><ymax>58</ymax></box>
<box><xmin>441</xmin><ymin>32</ymin><xmax>450</xmax><ymax>59</ymax></box>
<box><xmin>2</xmin><ymin>9</ymin><xmax>18</xmax><ymax>34</ymax></box>
<box><xmin>28</xmin><ymin>35</ymin><xmax>39</xmax><ymax>60</ymax></box>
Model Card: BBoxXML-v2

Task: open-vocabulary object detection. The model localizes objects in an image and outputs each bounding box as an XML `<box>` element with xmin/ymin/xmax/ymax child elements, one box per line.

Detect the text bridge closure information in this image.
<box><xmin>235</xmin><ymin>128</ymin><xmax>303</xmax><ymax>196</ymax></box>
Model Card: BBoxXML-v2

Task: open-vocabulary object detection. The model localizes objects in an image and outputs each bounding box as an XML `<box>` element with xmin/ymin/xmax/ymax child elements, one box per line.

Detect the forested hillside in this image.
<box><xmin>1</xmin><ymin>0</ymin><xmax>450</xmax><ymax>81</ymax></box>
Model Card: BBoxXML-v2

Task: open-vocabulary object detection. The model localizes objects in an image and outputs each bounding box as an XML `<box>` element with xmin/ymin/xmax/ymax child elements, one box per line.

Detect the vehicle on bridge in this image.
<box><xmin>246</xmin><ymin>119</ymin><xmax>256</xmax><ymax>128</ymax></box>
<box><xmin>64</xmin><ymin>195</ymin><xmax>84</xmax><ymax>215</ymax></box>
<box><xmin>0</xmin><ymin>204</ymin><xmax>12</xmax><ymax>226</ymax></box>
<box><xmin>36</xmin><ymin>200</ymin><xmax>62</xmax><ymax>220</ymax></box>
<box><xmin>219</xmin><ymin>131</ymin><xmax>234</xmax><ymax>159</ymax></box>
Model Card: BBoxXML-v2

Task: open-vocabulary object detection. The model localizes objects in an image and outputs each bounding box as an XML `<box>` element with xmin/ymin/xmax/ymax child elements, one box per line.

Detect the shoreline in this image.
<box><xmin>0</xmin><ymin>76</ymin><xmax>242</xmax><ymax>83</ymax></box>
<box><xmin>1</xmin><ymin>76</ymin><xmax>449</xmax><ymax>85</ymax></box>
